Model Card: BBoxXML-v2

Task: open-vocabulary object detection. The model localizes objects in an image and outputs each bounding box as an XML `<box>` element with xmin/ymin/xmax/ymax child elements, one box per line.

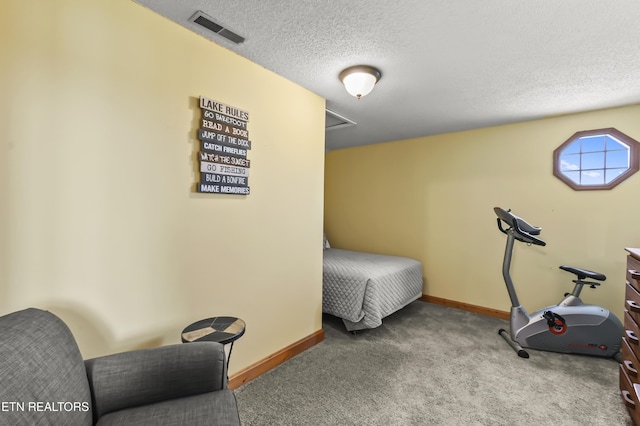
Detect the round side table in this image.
<box><xmin>181</xmin><ymin>316</ymin><xmax>246</xmax><ymax>369</ymax></box>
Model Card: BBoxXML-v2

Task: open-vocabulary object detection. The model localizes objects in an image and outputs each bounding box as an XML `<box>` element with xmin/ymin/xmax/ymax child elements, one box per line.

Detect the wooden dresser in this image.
<box><xmin>621</xmin><ymin>247</ymin><xmax>640</xmax><ymax>424</ymax></box>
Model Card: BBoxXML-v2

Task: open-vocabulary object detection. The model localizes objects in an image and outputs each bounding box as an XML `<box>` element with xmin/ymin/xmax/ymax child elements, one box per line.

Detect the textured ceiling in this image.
<box><xmin>133</xmin><ymin>0</ymin><xmax>640</xmax><ymax>151</ymax></box>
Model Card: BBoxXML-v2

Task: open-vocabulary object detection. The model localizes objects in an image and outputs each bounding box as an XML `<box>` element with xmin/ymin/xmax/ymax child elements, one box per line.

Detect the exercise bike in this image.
<box><xmin>494</xmin><ymin>207</ymin><xmax>623</xmax><ymax>359</ymax></box>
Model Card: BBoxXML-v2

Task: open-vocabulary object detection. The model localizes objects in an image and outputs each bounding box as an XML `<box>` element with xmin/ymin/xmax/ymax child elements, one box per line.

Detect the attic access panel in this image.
<box><xmin>325</xmin><ymin>109</ymin><xmax>356</xmax><ymax>131</ymax></box>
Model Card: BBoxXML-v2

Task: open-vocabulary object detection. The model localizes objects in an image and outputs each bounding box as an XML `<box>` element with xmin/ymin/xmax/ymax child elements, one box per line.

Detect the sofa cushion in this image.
<box><xmin>0</xmin><ymin>308</ymin><xmax>93</xmax><ymax>425</ymax></box>
<box><xmin>85</xmin><ymin>342</ymin><xmax>228</xmax><ymax>419</ymax></box>
<box><xmin>95</xmin><ymin>391</ymin><xmax>240</xmax><ymax>426</ymax></box>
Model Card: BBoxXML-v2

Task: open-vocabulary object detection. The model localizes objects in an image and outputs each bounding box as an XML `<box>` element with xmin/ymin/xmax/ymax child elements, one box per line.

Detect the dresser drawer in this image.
<box><xmin>623</xmin><ymin>337</ymin><xmax>640</xmax><ymax>382</ymax></box>
<box><xmin>627</xmin><ymin>283</ymin><xmax>640</xmax><ymax>327</ymax></box>
<box><xmin>628</xmin><ymin>254</ymin><xmax>640</xmax><ymax>293</ymax></box>
<box><xmin>620</xmin><ymin>364</ymin><xmax>640</xmax><ymax>424</ymax></box>
<box><xmin>625</xmin><ymin>311</ymin><xmax>640</xmax><ymax>360</ymax></box>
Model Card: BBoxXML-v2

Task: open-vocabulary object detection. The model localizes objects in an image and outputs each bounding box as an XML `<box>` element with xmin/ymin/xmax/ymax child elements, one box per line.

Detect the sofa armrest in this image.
<box><xmin>85</xmin><ymin>341</ymin><xmax>227</xmax><ymax>420</ymax></box>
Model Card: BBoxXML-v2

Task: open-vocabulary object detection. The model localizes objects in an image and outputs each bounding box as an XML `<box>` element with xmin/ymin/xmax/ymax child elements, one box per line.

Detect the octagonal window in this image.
<box><xmin>553</xmin><ymin>128</ymin><xmax>640</xmax><ymax>190</ymax></box>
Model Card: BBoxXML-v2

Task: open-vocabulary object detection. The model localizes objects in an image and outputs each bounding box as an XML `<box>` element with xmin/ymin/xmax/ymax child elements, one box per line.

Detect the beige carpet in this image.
<box><xmin>235</xmin><ymin>301</ymin><xmax>631</xmax><ymax>425</ymax></box>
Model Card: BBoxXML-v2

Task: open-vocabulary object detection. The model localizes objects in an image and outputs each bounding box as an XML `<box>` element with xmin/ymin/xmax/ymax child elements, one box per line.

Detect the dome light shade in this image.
<box><xmin>339</xmin><ymin>65</ymin><xmax>382</xmax><ymax>99</ymax></box>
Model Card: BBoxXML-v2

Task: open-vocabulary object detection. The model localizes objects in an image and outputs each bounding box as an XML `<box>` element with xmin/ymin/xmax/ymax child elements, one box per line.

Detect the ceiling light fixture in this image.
<box><xmin>339</xmin><ymin>65</ymin><xmax>382</xmax><ymax>100</ymax></box>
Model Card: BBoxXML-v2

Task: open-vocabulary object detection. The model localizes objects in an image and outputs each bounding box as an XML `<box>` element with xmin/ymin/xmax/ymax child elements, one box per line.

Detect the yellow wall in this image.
<box><xmin>325</xmin><ymin>105</ymin><xmax>640</xmax><ymax>320</ymax></box>
<box><xmin>0</xmin><ymin>0</ymin><xmax>325</xmax><ymax>375</ymax></box>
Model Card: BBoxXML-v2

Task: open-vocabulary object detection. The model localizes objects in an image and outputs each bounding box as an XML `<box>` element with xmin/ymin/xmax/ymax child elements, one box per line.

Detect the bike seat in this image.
<box><xmin>559</xmin><ymin>265</ymin><xmax>606</xmax><ymax>281</ymax></box>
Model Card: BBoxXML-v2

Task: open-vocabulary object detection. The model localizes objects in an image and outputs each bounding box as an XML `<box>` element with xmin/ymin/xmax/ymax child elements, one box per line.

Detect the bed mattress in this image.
<box><xmin>322</xmin><ymin>248</ymin><xmax>423</xmax><ymax>331</ymax></box>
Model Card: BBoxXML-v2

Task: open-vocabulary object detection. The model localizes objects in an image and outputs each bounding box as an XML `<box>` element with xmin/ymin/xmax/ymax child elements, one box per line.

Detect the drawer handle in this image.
<box><xmin>627</xmin><ymin>329</ymin><xmax>639</xmax><ymax>344</ymax></box>
<box><xmin>627</xmin><ymin>299</ymin><xmax>640</xmax><ymax>313</ymax></box>
<box><xmin>625</xmin><ymin>360</ymin><xmax>638</xmax><ymax>376</ymax></box>
<box><xmin>630</xmin><ymin>269</ymin><xmax>640</xmax><ymax>280</ymax></box>
<box><xmin>623</xmin><ymin>390</ymin><xmax>635</xmax><ymax>408</ymax></box>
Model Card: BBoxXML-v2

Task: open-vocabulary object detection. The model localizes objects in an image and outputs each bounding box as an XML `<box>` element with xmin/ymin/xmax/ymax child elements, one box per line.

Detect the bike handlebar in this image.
<box><xmin>494</xmin><ymin>207</ymin><xmax>546</xmax><ymax>246</ymax></box>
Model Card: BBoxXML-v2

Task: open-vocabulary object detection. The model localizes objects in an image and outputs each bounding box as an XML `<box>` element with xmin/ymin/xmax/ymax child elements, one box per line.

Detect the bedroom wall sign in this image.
<box><xmin>197</xmin><ymin>96</ymin><xmax>251</xmax><ymax>195</ymax></box>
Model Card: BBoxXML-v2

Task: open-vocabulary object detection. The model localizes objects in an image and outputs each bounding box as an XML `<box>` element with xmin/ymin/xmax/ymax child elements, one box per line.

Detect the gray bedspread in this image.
<box><xmin>322</xmin><ymin>248</ymin><xmax>423</xmax><ymax>331</ymax></box>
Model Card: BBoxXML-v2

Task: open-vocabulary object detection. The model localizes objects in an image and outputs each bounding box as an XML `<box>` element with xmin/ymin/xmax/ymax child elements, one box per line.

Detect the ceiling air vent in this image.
<box><xmin>189</xmin><ymin>11</ymin><xmax>245</xmax><ymax>44</ymax></box>
<box><xmin>326</xmin><ymin>109</ymin><xmax>356</xmax><ymax>131</ymax></box>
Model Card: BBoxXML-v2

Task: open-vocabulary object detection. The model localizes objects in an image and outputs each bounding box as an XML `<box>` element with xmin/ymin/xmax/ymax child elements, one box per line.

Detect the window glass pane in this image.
<box><xmin>581</xmin><ymin>170</ymin><xmax>604</xmax><ymax>185</ymax></box>
<box><xmin>606</xmin><ymin>135</ymin><xmax>629</xmax><ymax>152</ymax></box>
<box><xmin>562</xmin><ymin>171</ymin><xmax>581</xmax><ymax>184</ymax></box>
<box><xmin>581</xmin><ymin>152</ymin><xmax>604</xmax><ymax>170</ymax></box>
<box><xmin>606</xmin><ymin>149</ymin><xmax>629</xmax><ymax>168</ymax></box>
<box><xmin>559</xmin><ymin>154</ymin><xmax>580</xmax><ymax>172</ymax></box>
<box><xmin>554</xmin><ymin>128</ymin><xmax>639</xmax><ymax>189</ymax></box>
<box><xmin>561</xmin><ymin>140</ymin><xmax>581</xmax><ymax>155</ymax></box>
<box><xmin>580</xmin><ymin>135</ymin><xmax>605</xmax><ymax>152</ymax></box>
<box><xmin>605</xmin><ymin>168</ymin><xmax>626</xmax><ymax>184</ymax></box>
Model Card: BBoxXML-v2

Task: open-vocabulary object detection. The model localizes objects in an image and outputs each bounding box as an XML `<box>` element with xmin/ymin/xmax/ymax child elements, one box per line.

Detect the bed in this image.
<box><xmin>322</xmin><ymin>237</ymin><xmax>424</xmax><ymax>332</ymax></box>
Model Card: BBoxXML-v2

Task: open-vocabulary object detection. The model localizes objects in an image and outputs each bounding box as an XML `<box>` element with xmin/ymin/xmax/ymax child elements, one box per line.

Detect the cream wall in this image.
<box><xmin>325</xmin><ymin>105</ymin><xmax>640</xmax><ymax>321</ymax></box>
<box><xmin>0</xmin><ymin>0</ymin><xmax>325</xmax><ymax>375</ymax></box>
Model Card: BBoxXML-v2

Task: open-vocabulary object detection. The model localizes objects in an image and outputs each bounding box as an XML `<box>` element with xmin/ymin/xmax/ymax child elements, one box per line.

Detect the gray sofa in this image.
<box><xmin>0</xmin><ymin>308</ymin><xmax>241</xmax><ymax>425</ymax></box>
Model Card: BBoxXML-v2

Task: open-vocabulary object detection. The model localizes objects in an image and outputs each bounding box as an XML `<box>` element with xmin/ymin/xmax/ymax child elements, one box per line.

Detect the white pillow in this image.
<box><xmin>323</xmin><ymin>233</ymin><xmax>331</xmax><ymax>249</ymax></box>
